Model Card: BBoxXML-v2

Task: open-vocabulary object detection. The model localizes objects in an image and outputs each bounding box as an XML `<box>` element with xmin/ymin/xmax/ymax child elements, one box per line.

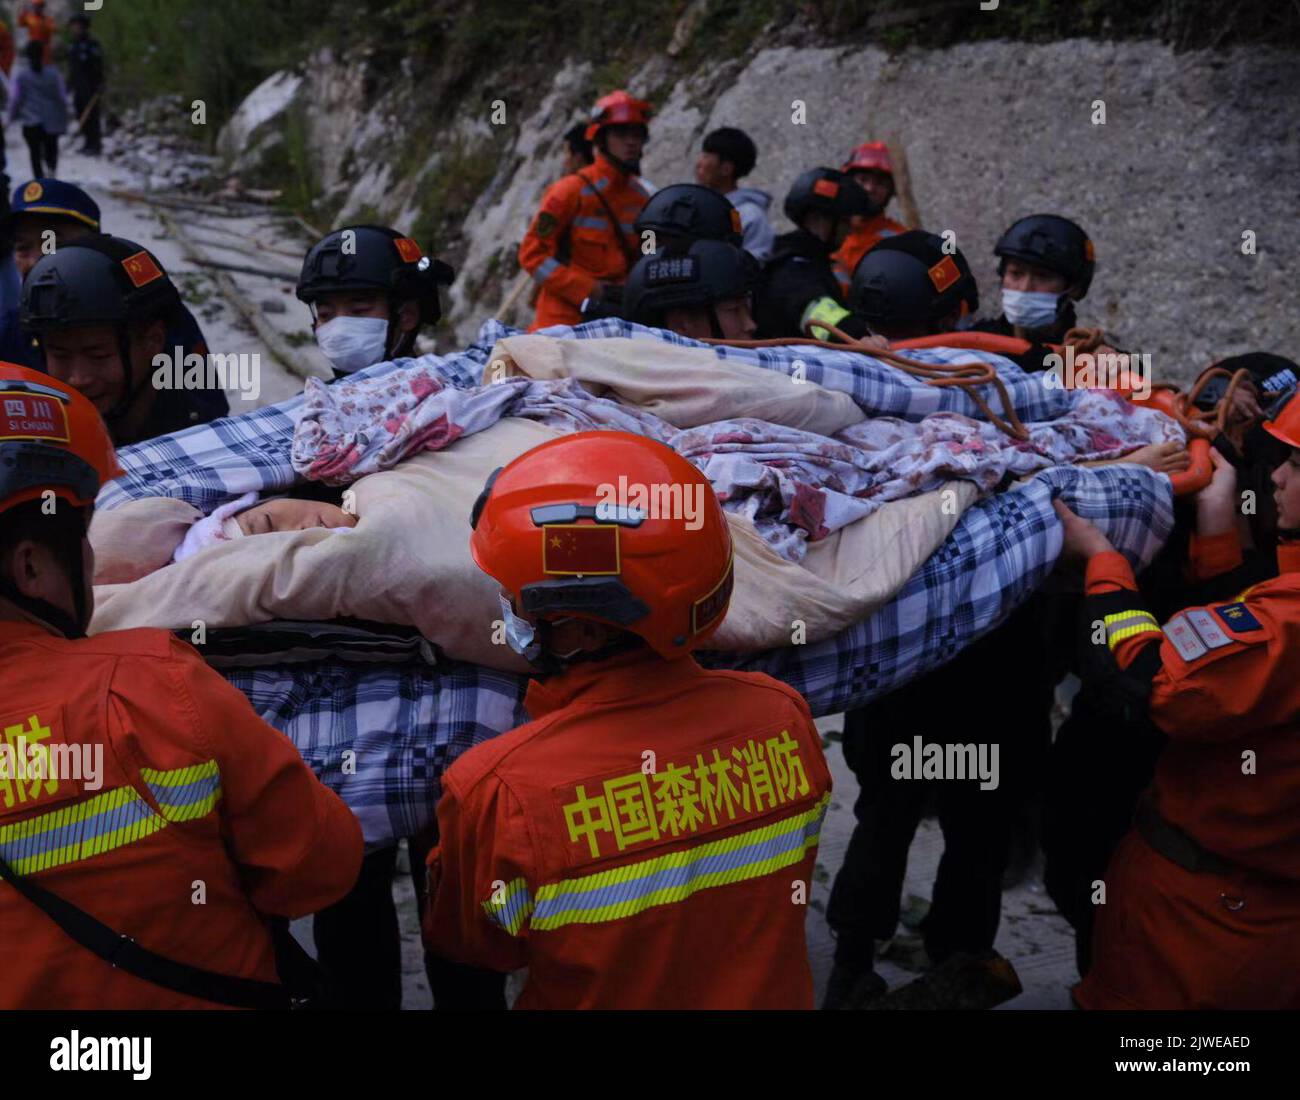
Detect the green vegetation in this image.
<box><xmin>96</xmin><ymin>0</ymin><xmax>328</xmax><ymax>139</ymax></box>
<box><xmin>96</xmin><ymin>0</ymin><xmax>1296</xmax><ymax>146</ymax></box>
<box><xmin>243</xmin><ymin>103</ymin><xmax>321</xmax><ymax>217</ymax></box>
<box><xmin>409</xmin><ymin>134</ymin><xmax>506</xmax><ymax>255</ymax></box>
<box><xmin>801</xmin><ymin>0</ymin><xmax>1296</xmax><ymax>50</ymax></box>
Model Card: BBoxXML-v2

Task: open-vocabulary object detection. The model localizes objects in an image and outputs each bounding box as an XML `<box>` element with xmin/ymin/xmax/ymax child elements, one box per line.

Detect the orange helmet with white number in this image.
<box><xmin>469</xmin><ymin>432</ymin><xmax>732</xmax><ymax>661</ymax></box>
<box><xmin>584</xmin><ymin>90</ymin><xmax>653</xmax><ymax>142</ymax></box>
<box><xmin>0</xmin><ymin>364</ymin><xmax>122</xmax><ymax>518</ymax></box>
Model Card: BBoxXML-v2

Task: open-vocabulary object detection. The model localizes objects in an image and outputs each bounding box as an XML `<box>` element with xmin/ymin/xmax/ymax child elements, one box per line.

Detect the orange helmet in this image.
<box><xmin>1263</xmin><ymin>390</ymin><xmax>1300</xmax><ymax>451</ymax></box>
<box><xmin>0</xmin><ymin>364</ymin><xmax>123</xmax><ymax>518</ymax></box>
<box><xmin>584</xmin><ymin>90</ymin><xmax>653</xmax><ymax>142</ymax></box>
<box><xmin>842</xmin><ymin>141</ymin><xmax>894</xmax><ymax>176</ymax></box>
<box><xmin>470</xmin><ymin>432</ymin><xmax>733</xmax><ymax>661</ymax></box>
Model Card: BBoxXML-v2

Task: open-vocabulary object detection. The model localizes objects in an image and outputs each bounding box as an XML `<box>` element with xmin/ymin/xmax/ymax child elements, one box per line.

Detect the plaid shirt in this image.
<box><xmin>98</xmin><ymin>322</ymin><xmax>1173</xmax><ymax>848</ymax></box>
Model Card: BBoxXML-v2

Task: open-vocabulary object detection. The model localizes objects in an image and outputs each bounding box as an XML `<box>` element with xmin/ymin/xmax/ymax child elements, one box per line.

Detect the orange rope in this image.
<box><xmin>701</xmin><ymin>324</ymin><xmax>1030</xmax><ymax>441</ymax></box>
<box><xmin>700</xmin><ymin>332</ymin><xmax>1256</xmax><ymax>449</ymax></box>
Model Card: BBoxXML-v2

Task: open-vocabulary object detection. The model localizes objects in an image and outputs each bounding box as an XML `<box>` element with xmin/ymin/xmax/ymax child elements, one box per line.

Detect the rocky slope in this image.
<box><xmin>218</xmin><ymin>36</ymin><xmax>1300</xmax><ymax>378</ymax></box>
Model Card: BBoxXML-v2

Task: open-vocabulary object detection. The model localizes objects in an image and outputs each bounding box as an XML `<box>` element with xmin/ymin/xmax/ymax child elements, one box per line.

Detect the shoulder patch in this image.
<box><xmin>535</xmin><ymin>212</ymin><xmax>558</xmax><ymax>238</ymax></box>
<box><xmin>1213</xmin><ymin>602</ymin><xmax>1264</xmax><ymax>633</ymax></box>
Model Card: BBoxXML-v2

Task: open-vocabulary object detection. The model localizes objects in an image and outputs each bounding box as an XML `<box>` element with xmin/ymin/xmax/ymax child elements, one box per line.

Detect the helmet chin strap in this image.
<box><xmin>706</xmin><ymin>305</ymin><xmax>725</xmax><ymax>340</ymax></box>
<box><xmin>598</xmin><ymin>141</ymin><xmax>639</xmax><ymax>177</ymax></box>
<box><xmin>104</xmin><ymin>325</ymin><xmax>140</xmax><ymax>424</ymax></box>
<box><xmin>384</xmin><ymin>297</ymin><xmax>417</xmax><ymax>360</ymax></box>
<box><xmin>529</xmin><ymin>618</ymin><xmax>639</xmax><ymax>678</ymax></box>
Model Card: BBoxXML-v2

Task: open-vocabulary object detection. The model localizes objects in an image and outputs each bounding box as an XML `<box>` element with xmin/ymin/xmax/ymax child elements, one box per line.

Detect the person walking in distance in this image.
<box><xmin>66</xmin><ymin>14</ymin><xmax>105</xmax><ymax>157</ymax></box>
<box><xmin>6</xmin><ymin>41</ymin><xmax>69</xmax><ymax>179</ymax></box>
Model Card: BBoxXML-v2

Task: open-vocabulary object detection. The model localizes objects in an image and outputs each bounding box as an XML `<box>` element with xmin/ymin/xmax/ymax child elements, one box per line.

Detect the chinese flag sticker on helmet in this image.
<box><xmin>121</xmin><ymin>251</ymin><xmax>163</xmax><ymax>288</ymax></box>
<box><xmin>928</xmin><ymin>256</ymin><xmax>961</xmax><ymax>293</ymax></box>
<box><xmin>813</xmin><ymin>179</ymin><xmax>839</xmax><ymax>199</ymax></box>
<box><xmin>543</xmin><ymin>525</ymin><xmax>621</xmax><ymax>576</ymax></box>
<box><xmin>394</xmin><ymin>237</ymin><xmax>423</xmax><ymax>263</ymax></box>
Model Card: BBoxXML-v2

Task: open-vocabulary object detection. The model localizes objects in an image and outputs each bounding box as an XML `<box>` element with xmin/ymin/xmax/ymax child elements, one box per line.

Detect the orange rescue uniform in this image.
<box><xmin>16</xmin><ymin>8</ymin><xmax>54</xmax><ymax>64</ymax></box>
<box><xmin>518</xmin><ymin>153</ymin><xmax>652</xmax><ymax>331</ymax></box>
<box><xmin>0</xmin><ymin>622</ymin><xmax>364</xmax><ymax>1009</ymax></box>
<box><xmin>1074</xmin><ymin>534</ymin><xmax>1300</xmax><ymax>1009</ymax></box>
<box><xmin>423</xmin><ymin>650</ymin><xmax>832</xmax><ymax>1009</ymax></box>
<box><xmin>832</xmin><ymin>211</ymin><xmax>907</xmax><ymax>295</ymax></box>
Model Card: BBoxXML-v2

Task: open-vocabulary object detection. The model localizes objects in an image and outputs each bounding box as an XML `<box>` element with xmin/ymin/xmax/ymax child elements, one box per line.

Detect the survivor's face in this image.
<box><xmin>312</xmin><ymin>288</ymin><xmax>391</xmax><ymax>327</ymax></box>
<box><xmin>1002</xmin><ymin>258</ymin><xmax>1069</xmax><ymax>295</ymax></box>
<box><xmin>15</xmin><ymin>217</ymin><xmax>92</xmax><ymax>280</ymax></box>
<box><xmin>603</xmin><ymin>125</ymin><xmax>646</xmax><ymax>166</ymax></box>
<box><xmin>694</xmin><ymin>151</ymin><xmax>729</xmax><ymax>191</ymax></box>
<box><xmin>1271</xmin><ymin>449</ymin><xmax>1300</xmax><ymax>528</ymax></box>
<box><xmin>849</xmin><ymin>169</ymin><xmax>892</xmax><ymax>211</ymax></box>
<box><xmin>235</xmin><ymin>498</ymin><xmax>358</xmax><ymax>536</ymax></box>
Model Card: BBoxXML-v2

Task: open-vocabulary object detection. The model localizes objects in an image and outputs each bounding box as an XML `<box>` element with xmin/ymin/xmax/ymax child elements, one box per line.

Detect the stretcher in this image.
<box><xmin>95</xmin><ymin>318</ymin><xmax>1178</xmax><ymax>848</ymax></box>
<box><xmin>895</xmin><ymin>330</ymin><xmax>1217</xmax><ymax>497</ymax></box>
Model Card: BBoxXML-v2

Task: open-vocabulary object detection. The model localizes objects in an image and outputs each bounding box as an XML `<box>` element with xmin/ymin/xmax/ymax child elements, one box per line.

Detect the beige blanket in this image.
<box><xmin>90</xmin><ymin>336</ymin><xmax>975</xmax><ymax>667</ymax></box>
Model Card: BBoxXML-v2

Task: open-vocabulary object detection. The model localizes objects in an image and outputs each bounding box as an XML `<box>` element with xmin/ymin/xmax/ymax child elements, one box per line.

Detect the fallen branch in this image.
<box><xmin>156</xmin><ymin>205</ymin><xmax>321</xmax><ymax>383</ymax></box>
<box><xmin>187</xmin><ymin>255</ymin><xmax>301</xmax><ymax>281</ymax></box>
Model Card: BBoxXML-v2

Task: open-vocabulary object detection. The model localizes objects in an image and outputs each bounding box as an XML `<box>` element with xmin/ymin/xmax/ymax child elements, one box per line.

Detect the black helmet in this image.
<box><xmin>850</xmin><ymin>230</ymin><xmax>979</xmax><ymax>328</ymax></box>
<box><xmin>783</xmin><ymin>167</ymin><xmax>872</xmax><ymax>227</ymax></box>
<box><xmin>1193</xmin><ymin>352</ymin><xmax>1300</xmax><ymax>413</ymax></box>
<box><xmin>296</xmin><ymin>225</ymin><xmax>454</xmax><ymax>326</ymax></box>
<box><xmin>994</xmin><ymin>214</ymin><xmax>1094</xmax><ymax>299</ymax></box>
<box><xmin>623</xmin><ymin>239</ymin><xmax>758</xmax><ymax>333</ymax></box>
<box><xmin>21</xmin><ymin>234</ymin><xmax>186</xmax><ymax>421</ymax></box>
<box><xmin>22</xmin><ymin>233</ymin><xmax>181</xmax><ymax>331</ymax></box>
<box><xmin>633</xmin><ymin>184</ymin><xmax>743</xmax><ymax>253</ymax></box>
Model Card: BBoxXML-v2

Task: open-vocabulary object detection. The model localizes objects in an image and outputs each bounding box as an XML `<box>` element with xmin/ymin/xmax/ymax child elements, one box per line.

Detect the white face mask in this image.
<box><xmin>1001</xmin><ymin>288</ymin><xmax>1061</xmax><ymax>331</ymax></box>
<box><xmin>315</xmin><ymin>315</ymin><xmax>389</xmax><ymax>375</ymax></box>
<box><xmin>499</xmin><ymin>593</ymin><xmax>542</xmax><ymax>663</ymax></box>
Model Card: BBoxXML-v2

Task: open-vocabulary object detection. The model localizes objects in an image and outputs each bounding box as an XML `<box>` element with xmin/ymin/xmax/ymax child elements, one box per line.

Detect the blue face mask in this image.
<box><xmin>1002</xmin><ymin>288</ymin><xmax>1061</xmax><ymax>331</ymax></box>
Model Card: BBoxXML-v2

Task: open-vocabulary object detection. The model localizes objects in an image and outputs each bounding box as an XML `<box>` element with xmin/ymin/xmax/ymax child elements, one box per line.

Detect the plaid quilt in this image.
<box><xmin>99</xmin><ymin>321</ymin><xmax>1174</xmax><ymax>847</ymax></box>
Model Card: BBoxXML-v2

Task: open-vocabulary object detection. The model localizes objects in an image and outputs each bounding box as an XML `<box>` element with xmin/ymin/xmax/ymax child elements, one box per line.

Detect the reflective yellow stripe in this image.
<box><xmin>1103</xmin><ymin>610</ymin><xmax>1161</xmax><ymax>651</ymax></box>
<box><xmin>141</xmin><ymin>760</ymin><xmax>222</xmax><ymax>822</ymax></box>
<box><xmin>529</xmin><ymin>794</ymin><xmax>829</xmax><ymax>932</ymax></box>
<box><xmin>0</xmin><ymin>761</ymin><xmax>222</xmax><ymax>877</ymax></box>
<box><xmin>481</xmin><ymin>876</ymin><xmax>534</xmax><ymax>936</ymax></box>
